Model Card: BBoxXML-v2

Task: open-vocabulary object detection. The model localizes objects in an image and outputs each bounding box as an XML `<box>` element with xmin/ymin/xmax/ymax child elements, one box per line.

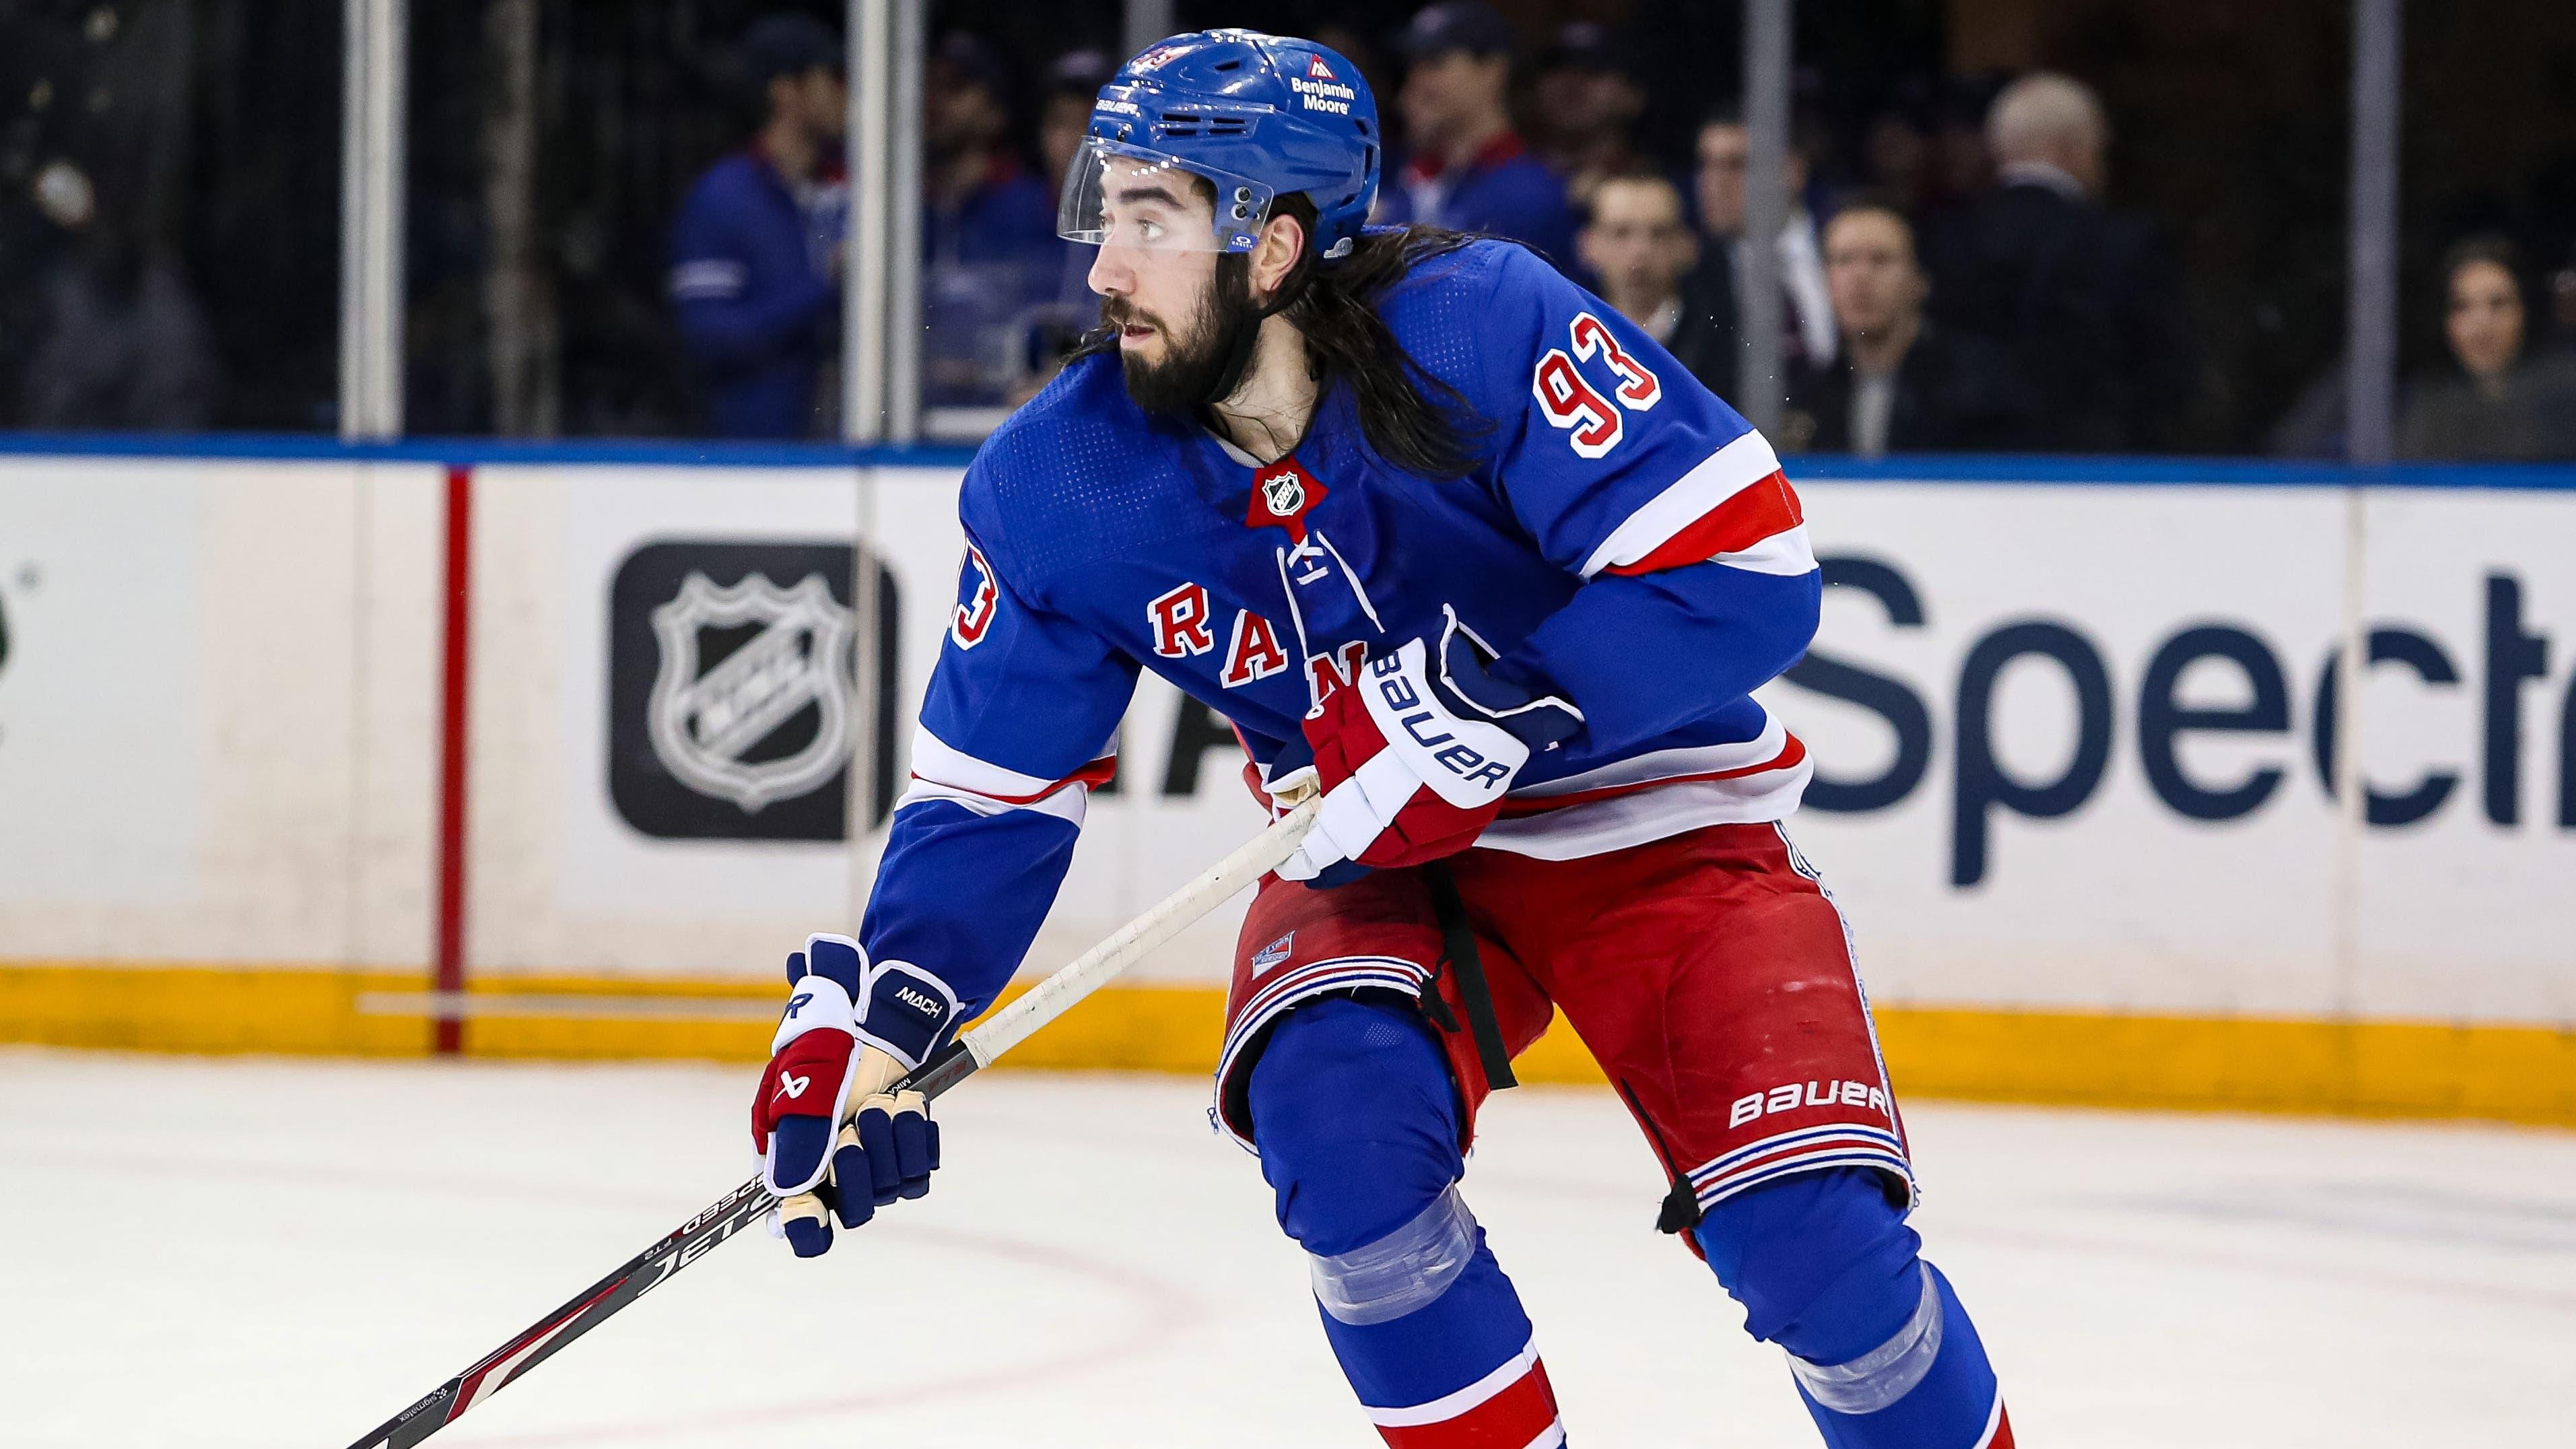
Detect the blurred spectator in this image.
<box><xmin>1924</xmin><ymin>71</ymin><xmax>2194</xmax><ymax>451</ymax></box>
<box><xmin>18</xmin><ymin>162</ymin><xmax>216</xmax><ymax>431</ymax></box>
<box><xmin>1011</xmin><ymin>47</ymin><xmax>1120</xmax><ymax>405</ymax></box>
<box><xmin>1532</xmin><ymin>23</ymin><xmax>1646</xmax><ymax>211</ymax></box>
<box><xmin>1862</xmin><ymin>100</ymin><xmax>1936</xmax><ymax>218</ymax></box>
<box><xmin>2260</xmin><ymin>358</ymin><xmax>2351</xmax><ymax>459</ymax></box>
<box><xmin>1930</xmin><ymin>75</ymin><xmax>2002</xmax><ymax>207</ymax></box>
<box><xmin>1039</xmin><ymin>48</ymin><xmax>1114</xmax><ymax>198</ymax></box>
<box><xmin>2544</xmin><ymin>244</ymin><xmax>2576</xmax><ymax>364</ymax></box>
<box><xmin>667</xmin><ymin>14</ymin><xmax>847</xmax><ymax>438</ymax></box>
<box><xmin>2398</xmin><ymin>237</ymin><xmax>2576</xmax><ymax>460</ymax></box>
<box><xmin>922</xmin><ymin>31</ymin><xmax>1058</xmax><ymax>407</ymax></box>
<box><xmin>1575</xmin><ymin>172</ymin><xmax>1739</xmax><ymax>395</ymax></box>
<box><xmin>1035</xmin><ymin>48</ymin><xmax>1116</xmax><ymax>299</ymax></box>
<box><xmin>926</xmin><ymin>32</ymin><xmax>1054</xmax><ymax>270</ymax></box>
<box><xmin>1681</xmin><ymin>105</ymin><xmax>1837</xmax><ymax>395</ymax></box>
<box><xmin>1785</xmin><ymin>199</ymin><xmax>2039</xmax><ymax>455</ymax></box>
<box><xmin>1380</xmin><ymin>2</ymin><xmax>1579</xmax><ymax>269</ymax></box>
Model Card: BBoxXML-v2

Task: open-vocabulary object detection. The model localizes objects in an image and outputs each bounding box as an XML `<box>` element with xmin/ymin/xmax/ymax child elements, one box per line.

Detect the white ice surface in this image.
<box><xmin>4</xmin><ymin>1049</ymin><xmax>2573</xmax><ymax>1446</ymax></box>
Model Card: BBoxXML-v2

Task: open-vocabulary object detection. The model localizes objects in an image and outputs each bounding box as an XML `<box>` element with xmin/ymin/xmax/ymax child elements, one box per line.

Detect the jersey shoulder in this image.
<box><xmin>961</xmin><ymin>353</ymin><xmax>1221</xmax><ymax>597</ymax></box>
<box><xmin>1372</xmin><ymin>237</ymin><xmax>1590</xmax><ymax>409</ymax></box>
<box><xmin>1369</xmin><ymin>234</ymin><xmax>1527</xmax><ymax>339</ymax></box>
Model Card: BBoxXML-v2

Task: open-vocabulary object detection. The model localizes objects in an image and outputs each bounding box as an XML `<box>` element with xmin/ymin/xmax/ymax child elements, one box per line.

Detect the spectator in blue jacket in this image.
<box><xmin>922</xmin><ymin>32</ymin><xmax>1060</xmax><ymax>406</ymax></box>
<box><xmin>667</xmin><ymin>14</ymin><xmax>847</xmax><ymax>438</ymax></box>
<box><xmin>1379</xmin><ymin>2</ymin><xmax>1579</xmax><ymax>271</ymax></box>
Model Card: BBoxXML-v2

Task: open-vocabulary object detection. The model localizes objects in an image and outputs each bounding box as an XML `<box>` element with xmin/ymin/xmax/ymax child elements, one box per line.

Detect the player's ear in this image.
<box><xmin>1250</xmin><ymin>211</ymin><xmax>1306</xmax><ymax>304</ymax></box>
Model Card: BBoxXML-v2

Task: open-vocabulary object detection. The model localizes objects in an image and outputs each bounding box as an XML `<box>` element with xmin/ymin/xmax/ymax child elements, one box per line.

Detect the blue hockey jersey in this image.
<box><xmin>862</xmin><ymin>237</ymin><xmax>1822</xmax><ymax>1027</ymax></box>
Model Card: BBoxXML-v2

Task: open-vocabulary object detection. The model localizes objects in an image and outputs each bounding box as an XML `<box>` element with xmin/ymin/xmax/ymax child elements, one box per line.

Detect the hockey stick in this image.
<box><xmin>343</xmin><ymin>797</ymin><xmax>1318</xmax><ymax>1449</ymax></box>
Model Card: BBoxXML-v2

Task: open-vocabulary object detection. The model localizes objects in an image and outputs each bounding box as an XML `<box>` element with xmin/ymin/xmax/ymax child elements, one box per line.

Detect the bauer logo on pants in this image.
<box><xmin>607</xmin><ymin>540</ymin><xmax>900</xmax><ymax>842</ymax></box>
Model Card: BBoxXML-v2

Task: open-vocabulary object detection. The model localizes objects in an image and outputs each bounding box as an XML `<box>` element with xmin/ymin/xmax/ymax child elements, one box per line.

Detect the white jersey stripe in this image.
<box><xmin>909</xmin><ymin>726</ymin><xmax>1064</xmax><ymax>799</ymax></box>
<box><xmin>892</xmin><ymin>778</ymin><xmax>1089</xmax><ymax>827</ymax></box>
<box><xmin>904</xmin><ymin>724</ymin><xmax>1115</xmax><ymax>826</ymax></box>
<box><xmin>1715</xmin><ymin>520</ymin><xmax>1819</xmax><ymax>576</ymax></box>
<box><xmin>1578</xmin><ymin>430</ymin><xmax>1784</xmax><ymax>578</ymax></box>
<box><xmin>1475</xmin><ymin>752</ymin><xmax>1813</xmax><ymax>861</ymax></box>
<box><xmin>1506</xmin><ymin>714</ymin><xmax>1790</xmax><ymax>800</ymax></box>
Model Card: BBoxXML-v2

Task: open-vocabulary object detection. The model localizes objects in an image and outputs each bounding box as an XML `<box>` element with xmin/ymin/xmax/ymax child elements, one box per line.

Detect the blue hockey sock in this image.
<box><xmin>1695</xmin><ymin>1168</ymin><xmax>2010</xmax><ymax>1448</ymax></box>
<box><xmin>1250</xmin><ymin>997</ymin><xmax>1564</xmax><ymax>1445</ymax></box>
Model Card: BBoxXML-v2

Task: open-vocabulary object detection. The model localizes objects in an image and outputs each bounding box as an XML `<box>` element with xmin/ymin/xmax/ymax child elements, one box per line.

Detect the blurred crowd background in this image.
<box><xmin>4</xmin><ymin>0</ymin><xmax>2576</xmax><ymax>459</ymax></box>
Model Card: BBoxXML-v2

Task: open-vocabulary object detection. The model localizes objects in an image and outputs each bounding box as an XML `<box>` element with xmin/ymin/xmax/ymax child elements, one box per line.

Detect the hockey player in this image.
<box><xmin>749</xmin><ymin>30</ymin><xmax>2013</xmax><ymax>1448</ymax></box>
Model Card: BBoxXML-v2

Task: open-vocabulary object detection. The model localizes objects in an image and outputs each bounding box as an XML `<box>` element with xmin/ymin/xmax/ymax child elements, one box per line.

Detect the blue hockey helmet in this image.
<box><xmin>1058</xmin><ymin>29</ymin><xmax>1380</xmax><ymax>263</ymax></box>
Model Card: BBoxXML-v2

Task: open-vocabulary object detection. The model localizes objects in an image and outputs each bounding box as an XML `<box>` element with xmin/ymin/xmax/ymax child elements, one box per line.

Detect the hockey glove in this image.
<box><xmin>750</xmin><ymin>933</ymin><xmax>955</xmax><ymax>1257</ymax></box>
<box><xmin>1279</xmin><ymin>618</ymin><xmax>1582</xmax><ymax>883</ymax></box>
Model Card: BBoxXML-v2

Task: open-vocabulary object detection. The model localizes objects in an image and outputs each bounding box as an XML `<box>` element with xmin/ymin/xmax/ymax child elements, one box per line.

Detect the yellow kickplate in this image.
<box><xmin>3</xmin><ymin>962</ymin><xmax>2569</xmax><ymax>1127</ymax></box>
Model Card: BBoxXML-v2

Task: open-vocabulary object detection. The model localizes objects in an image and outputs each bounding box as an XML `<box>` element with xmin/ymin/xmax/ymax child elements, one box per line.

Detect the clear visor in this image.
<box><xmin>1057</xmin><ymin>138</ymin><xmax>1276</xmax><ymax>254</ymax></box>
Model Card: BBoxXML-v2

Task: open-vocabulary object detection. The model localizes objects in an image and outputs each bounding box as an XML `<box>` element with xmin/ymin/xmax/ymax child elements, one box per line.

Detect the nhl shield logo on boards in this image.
<box><xmin>647</xmin><ymin>570</ymin><xmax>855</xmax><ymax>814</ymax></box>
<box><xmin>607</xmin><ymin>539</ymin><xmax>898</xmax><ymax>843</ymax></box>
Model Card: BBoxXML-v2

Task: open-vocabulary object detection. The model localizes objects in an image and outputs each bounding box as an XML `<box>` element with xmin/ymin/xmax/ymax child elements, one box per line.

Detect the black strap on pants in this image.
<box><xmin>1421</xmin><ymin>861</ymin><xmax>1516</xmax><ymax>1090</ymax></box>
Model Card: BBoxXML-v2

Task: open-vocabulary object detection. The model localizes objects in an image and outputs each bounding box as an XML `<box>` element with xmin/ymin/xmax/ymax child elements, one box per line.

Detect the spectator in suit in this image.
<box><xmin>1924</xmin><ymin>71</ymin><xmax>2195</xmax><ymax>451</ymax></box>
<box><xmin>1380</xmin><ymin>2</ymin><xmax>1580</xmax><ymax>270</ymax></box>
<box><xmin>2399</xmin><ymin>237</ymin><xmax>2576</xmax><ymax>460</ymax></box>
<box><xmin>1785</xmin><ymin>199</ymin><xmax>2039</xmax><ymax>455</ymax></box>
<box><xmin>1682</xmin><ymin>105</ymin><xmax>1837</xmax><ymax>398</ymax></box>
<box><xmin>1575</xmin><ymin>172</ymin><xmax>1736</xmax><ymax>397</ymax></box>
<box><xmin>667</xmin><ymin>13</ymin><xmax>848</xmax><ymax>438</ymax></box>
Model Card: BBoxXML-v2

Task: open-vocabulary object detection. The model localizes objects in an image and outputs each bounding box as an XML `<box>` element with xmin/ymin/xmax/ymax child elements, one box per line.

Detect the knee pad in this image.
<box><xmin>1693</xmin><ymin>1166</ymin><xmax>1924</xmax><ymax>1363</ymax></box>
<box><xmin>1698</xmin><ymin>1168</ymin><xmax>2008</xmax><ymax>1443</ymax></box>
<box><xmin>1252</xmin><ymin>1003</ymin><xmax>1537</xmax><ymax>1420</ymax></box>
<box><xmin>1247</xmin><ymin>995</ymin><xmax>1462</xmax><ymax>1259</ymax></box>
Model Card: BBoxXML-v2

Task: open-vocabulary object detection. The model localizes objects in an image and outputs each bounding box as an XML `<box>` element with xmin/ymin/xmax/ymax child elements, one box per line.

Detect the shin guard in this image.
<box><xmin>1788</xmin><ymin>1262</ymin><xmax>2010</xmax><ymax>1449</ymax></box>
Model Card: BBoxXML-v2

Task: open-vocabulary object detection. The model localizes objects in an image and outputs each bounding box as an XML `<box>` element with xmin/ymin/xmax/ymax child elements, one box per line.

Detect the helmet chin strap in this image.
<box><xmin>1198</xmin><ymin>227</ymin><xmax>1320</xmax><ymax>412</ymax></box>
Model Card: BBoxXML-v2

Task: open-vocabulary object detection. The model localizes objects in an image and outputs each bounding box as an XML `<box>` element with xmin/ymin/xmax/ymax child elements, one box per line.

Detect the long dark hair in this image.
<box><xmin>1073</xmin><ymin>197</ymin><xmax>1491</xmax><ymax>478</ymax></box>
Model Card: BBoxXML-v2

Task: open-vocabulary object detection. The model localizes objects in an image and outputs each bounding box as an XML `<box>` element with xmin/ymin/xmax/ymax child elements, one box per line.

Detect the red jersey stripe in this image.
<box><xmin>1374</xmin><ymin>1360</ymin><xmax>1560</xmax><ymax>1448</ymax></box>
<box><xmin>914</xmin><ymin>753</ymin><xmax>1116</xmax><ymax>806</ymax></box>
<box><xmin>1495</xmin><ymin>735</ymin><xmax>1808</xmax><ymax>817</ymax></box>
<box><xmin>1604</xmin><ymin>470</ymin><xmax>1804</xmax><ymax>576</ymax></box>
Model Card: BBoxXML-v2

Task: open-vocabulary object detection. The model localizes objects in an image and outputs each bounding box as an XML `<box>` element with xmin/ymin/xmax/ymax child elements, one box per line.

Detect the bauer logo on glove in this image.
<box><xmin>1280</xmin><ymin>611</ymin><xmax>1584</xmax><ymax>884</ymax></box>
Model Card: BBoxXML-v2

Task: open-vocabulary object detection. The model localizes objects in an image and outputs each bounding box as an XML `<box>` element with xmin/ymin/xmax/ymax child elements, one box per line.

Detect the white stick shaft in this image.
<box><xmin>958</xmin><ymin>799</ymin><xmax>1318</xmax><ymax>1069</ymax></box>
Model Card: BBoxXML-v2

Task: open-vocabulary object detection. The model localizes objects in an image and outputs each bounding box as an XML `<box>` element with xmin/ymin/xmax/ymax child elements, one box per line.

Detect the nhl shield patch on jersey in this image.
<box><xmin>1244</xmin><ymin>457</ymin><xmax>1327</xmax><ymax>541</ymax></box>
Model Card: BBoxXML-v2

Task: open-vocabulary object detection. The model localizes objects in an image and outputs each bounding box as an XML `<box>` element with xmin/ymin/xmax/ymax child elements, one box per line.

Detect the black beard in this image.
<box><xmin>1107</xmin><ymin>258</ymin><xmax>1256</xmax><ymax>415</ymax></box>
